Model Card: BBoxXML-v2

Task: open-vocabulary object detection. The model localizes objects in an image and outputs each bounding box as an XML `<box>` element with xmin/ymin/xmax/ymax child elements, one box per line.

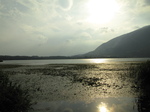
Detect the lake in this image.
<box><xmin>1</xmin><ymin>58</ymin><xmax>150</xmax><ymax>65</ymax></box>
<box><xmin>1</xmin><ymin>58</ymin><xmax>150</xmax><ymax>112</ymax></box>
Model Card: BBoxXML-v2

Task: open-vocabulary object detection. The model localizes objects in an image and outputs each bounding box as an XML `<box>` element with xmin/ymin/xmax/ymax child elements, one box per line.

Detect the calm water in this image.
<box><xmin>1</xmin><ymin>58</ymin><xmax>150</xmax><ymax>65</ymax></box>
<box><xmin>31</xmin><ymin>97</ymin><xmax>138</xmax><ymax>112</ymax></box>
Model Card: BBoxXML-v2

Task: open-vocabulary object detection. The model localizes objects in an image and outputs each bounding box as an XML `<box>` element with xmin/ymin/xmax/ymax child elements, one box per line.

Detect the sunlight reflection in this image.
<box><xmin>90</xmin><ymin>59</ymin><xmax>107</xmax><ymax>63</ymax></box>
<box><xmin>97</xmin><ymin>102</ymin><xmax>109</xmax><ymax>112</ymax></box>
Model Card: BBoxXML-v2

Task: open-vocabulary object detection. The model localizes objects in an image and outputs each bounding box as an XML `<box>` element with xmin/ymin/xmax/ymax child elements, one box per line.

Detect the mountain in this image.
<box><xmin>79</xmin><ymin>25</ymin><xmax>150</xmax><ymax>58</ymax></box>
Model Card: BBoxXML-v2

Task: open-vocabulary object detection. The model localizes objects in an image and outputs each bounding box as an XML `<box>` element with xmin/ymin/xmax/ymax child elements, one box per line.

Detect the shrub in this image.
<box><xmin>0</xmin><ymin>71</ymin><xmax>32</xmax><ymax>112</ymax></box>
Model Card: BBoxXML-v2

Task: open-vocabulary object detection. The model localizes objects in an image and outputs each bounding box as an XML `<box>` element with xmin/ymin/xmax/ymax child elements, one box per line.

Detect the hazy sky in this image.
<box><xmin>0</xmin><ymin>0</ymin><xmax>150</xmax><ymax>56</ymax></box>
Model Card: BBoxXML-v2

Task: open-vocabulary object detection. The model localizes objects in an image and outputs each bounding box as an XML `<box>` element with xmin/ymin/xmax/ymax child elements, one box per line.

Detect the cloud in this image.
<box><xmin>0</xmin><ymin>0</ymin><xmax>149</xmax><ymax>56</ymax></box>
<box><xmin>99</xmin><ymin>27</ymin><xmax>115</xmax><ymax>34</ymax></box>
<box><xmin>56</xmin><ymin>0</ymin><xmax>73</xmax><ymax>11</ymax></box>
<box><xmin>145</xmin><ymin>0</ymin><xmax>150</xmax><ymax>5</ymax></box>
<box><xmin>0</xmin><ymin>2</ymin><xmax>3</xmax><ymax>10</ymax></box>
<box><xmin>137</xmin><ymin>0</ymin><xmax>150</xmax><ymax>7</ymax></box>
<box><xmin>79</xmin><ymin>32</ymin><xmax>92</xmax><ymax>39</ymax></box>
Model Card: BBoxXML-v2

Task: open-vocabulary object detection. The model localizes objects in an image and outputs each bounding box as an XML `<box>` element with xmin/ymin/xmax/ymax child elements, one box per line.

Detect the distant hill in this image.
<box><xmin>77</xmin><ymin>25</ymin><xmax>150</xmax><ymax>58</ymax></box>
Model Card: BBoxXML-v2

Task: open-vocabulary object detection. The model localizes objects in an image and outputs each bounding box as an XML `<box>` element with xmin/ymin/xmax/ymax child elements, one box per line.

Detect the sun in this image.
<box><xmin>86</xmin><ymin>0</ymin><xmax>120</xmax><ymax>24</ymax></box>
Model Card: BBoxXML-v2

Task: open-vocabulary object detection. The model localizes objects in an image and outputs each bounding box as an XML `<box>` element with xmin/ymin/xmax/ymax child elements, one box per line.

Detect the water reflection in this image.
<box><xmin>31</xmin><ymin>97</ymin><xmax>138</xmax><ymax>112</ymax></box>
<box><xmin>97</xmin><ymin>102</ymin><xmax>109</xmax><ymax>112</ymax></box>
<box><xmin>90</xmin><ymin>59</ymin><xmax>107</xmax><ymax>63</ymax></box>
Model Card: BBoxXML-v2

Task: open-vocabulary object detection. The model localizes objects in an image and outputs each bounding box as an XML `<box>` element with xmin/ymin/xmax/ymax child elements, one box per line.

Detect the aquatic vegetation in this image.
<box><xmin>0</xmin><ymin>63</ymin><xmax>137</xmax><ymax>104</ymax></box>
<box><xmin>0</xmin><ymin>71</ymin><xmax>32</xmax><ymax>112</ymax></box>
<box><xmin>128</xmin><ymin>61</ymin><xmax>150</xmax><ymax>92</ymax></box>
<box><xmin>1</xmin><ymin>61</ymin><xmax>150</xmax><ymax>111</ymax></box>
<box><xmin>128</xmin><ymin>61</ymin><xmax>150</xmax><ymax>111</ymax></box>
<box><xmin>136</xmin><ymin>61</ymin><xmax>150</xmax><ymax>91</ymax></box>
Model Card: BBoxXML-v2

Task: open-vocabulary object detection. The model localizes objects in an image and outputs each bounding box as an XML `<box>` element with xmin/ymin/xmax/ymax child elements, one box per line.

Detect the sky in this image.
<box><xmin>0</xmin><ymin>0</ymin><xmax>150</xmax><ymax>56</ymax></box>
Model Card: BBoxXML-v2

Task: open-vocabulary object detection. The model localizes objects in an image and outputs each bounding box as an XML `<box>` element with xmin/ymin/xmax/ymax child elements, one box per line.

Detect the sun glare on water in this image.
<box><xmin>90</xmin><ymin>59</ymin><xmax>107</xmax><ymax>63</ymax></box>
<box><xmin>86</xmin><ymin>0</ymin><xmax>120</xmax><ymax>24</ymax></box>
<box><xmin>97</xmin><ymin>103</ymin><xmax>109</xmax><ymax>112</ymax></box>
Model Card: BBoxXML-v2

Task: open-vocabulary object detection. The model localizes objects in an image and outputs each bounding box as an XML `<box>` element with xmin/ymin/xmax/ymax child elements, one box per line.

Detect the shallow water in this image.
<box><xmin>1</xmin><ymin>58</ymin><xmax>150</xmax><ymax>65</ymax></box>
<box><xmin>0</xmin><ymin>62</ymin><xmax>147</xmax><ymax>112</ymax></box>
<box><xmin>31</xmin><ymin>97</ymin><xmax>138</xmax><ymax>112</ymax></box>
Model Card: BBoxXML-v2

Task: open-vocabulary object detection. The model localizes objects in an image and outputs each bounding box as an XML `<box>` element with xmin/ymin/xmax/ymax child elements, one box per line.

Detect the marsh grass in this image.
<box><xmin>128</xmin><ymin>61</ymin><xmax>150</xmax><ymax>94</ymax></box>
<box><xmin>0</xmin><ymin>71</ymin><xmax>32</xmax><ymax>112</ymax></box>
<box><xmin>133</xmin><ymin>61</ymin><xmax>150</xmax><ymax>112</ymax></box>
